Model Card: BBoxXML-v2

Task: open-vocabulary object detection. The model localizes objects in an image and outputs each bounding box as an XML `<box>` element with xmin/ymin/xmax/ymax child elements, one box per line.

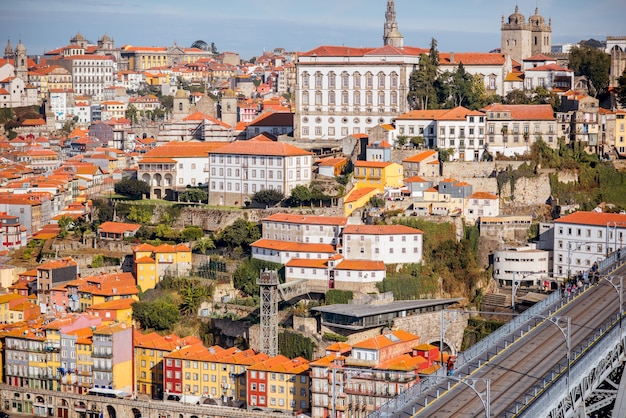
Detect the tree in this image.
<box><xmin>155</xmin><ymin>224</ymin><xmax>179</xmax><ymax>241</ymax></box>
<box><xmin>192</xmin><ymin>237</ymin><xmax>215</xmax><ymax>254</ymax></box>
<box><xmin>114</xmin><ymin>178</ymin><xmax>150</xmax><ymax>199</ymax></box>
<box><xmin>251</xmin><ymin>189</ymin><xmax>284</xmax><ymax>206</ymax></box>
<box><xmin>568</xmin><ymin>45</ymin><xmax>611</xmax><ymax>97</ymax></box>
<box><xmin>505</xmin><ymin>89</ymin><xmax>530</xmax><ymax>104</ymax></box>
<box><xmin>132</xmin><ymin>299</ymin><xmax>180</xmax><ymax>331</ymax></box>
<box><xmin>278</xmin><ymin>331</ymin><xmax>315</xmax><ymax>360</ymax></box>
<box><xmin>126</xmin><ymin>206</ymin><xmax>152</xmax><ymax>224</ymax></box>
<box><xmin>217</xmin><ymin>219</ymin><xmax>261</xmax><ymax>250</ymax></box>
<box><xmin>179</xmin><ymin>188</ymin><xmax>207</xmax><ymax>203</ymax></box>
<box><xmin>289</xmin><ymin>185</ymin><xmax>312</xmax><ymax>207</ymax></box>
<box><xmin>92</xmin><ymin>199</ymin><xmax>114</xmax><ymax>223</ymax></box>
<box><xmin>57</xmin><ymin>215</ymin><xmax>74</xmax><ymax>238</ymax></box>
<box><xmin>408</xmin><ymin>39</ymin><xmax>440</xmax><ymax>110</ymax></box>
<box><xmin>616</xmin><ymin>69</ymin><xmax>626</xmax><ymax>108</ymax></box>
<box><xmin>180</xmin><ymin>226</ymin><xmax>204</xmax><ymax>242</ymax></box>
<box><xmin>125</xmin><ymin>104</ymin><xmax>139</xmax><ymax>124</ymax></box>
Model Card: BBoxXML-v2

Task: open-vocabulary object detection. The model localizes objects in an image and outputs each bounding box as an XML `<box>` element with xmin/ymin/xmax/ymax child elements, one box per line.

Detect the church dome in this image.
<box><xmin>100</xmin><ymin>33</ymin><xmax>111</xmax><ymax>42</ymax></box>
<box><xmin>15</xmin><ymin>40</ymin><xmax>26</xmax><ymax>52</ymax></box>
<box><xmin>529</xmin><ymin>8</ymin><xmax>546</xmax><ymax>27</ymax></box>
<box><xmin>73</xmin><ymin>32</ymin><xmax>85</xmax><ymax>41</ymax></box>
<box><xmin>507</xmin><ymin>6</ymin><xmax>525</xmax><ymax>25</ymax></box>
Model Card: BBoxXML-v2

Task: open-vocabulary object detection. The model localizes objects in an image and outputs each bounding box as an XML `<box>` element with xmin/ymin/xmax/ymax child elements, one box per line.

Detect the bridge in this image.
<box><xmin>370</xmin><ymin>252</ymin><xmax>626</xmax><ymax>417</ymax></box>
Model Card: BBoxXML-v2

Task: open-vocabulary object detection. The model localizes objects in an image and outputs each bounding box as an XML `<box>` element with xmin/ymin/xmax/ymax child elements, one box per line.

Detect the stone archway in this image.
<box><xmin>132</xmin><ymin>407</ymin><xmax>142</xmax><ymax>418</ymax></box>
<box><xmin>57</xmin><ymin>398</ymin><xmax>70</xmax><ymax>418</ymax></box>
<box><xmin>106</xmin><ymin>404</ymin><xmax>117</xmax><ymax>418</ymax></box>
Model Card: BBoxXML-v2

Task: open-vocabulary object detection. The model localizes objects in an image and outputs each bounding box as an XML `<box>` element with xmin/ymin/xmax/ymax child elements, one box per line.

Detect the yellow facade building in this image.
<box><xmin>353</xmin><ymin>161</ymin><xmax>403</xmax><ymax>192</ymax></box>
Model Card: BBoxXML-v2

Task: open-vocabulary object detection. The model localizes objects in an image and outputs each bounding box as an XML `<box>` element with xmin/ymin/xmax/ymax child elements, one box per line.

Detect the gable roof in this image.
<box><xmin>208</xmin><ymin>136</ymin><xmax>311</xmax><ymax>157</ymax></box>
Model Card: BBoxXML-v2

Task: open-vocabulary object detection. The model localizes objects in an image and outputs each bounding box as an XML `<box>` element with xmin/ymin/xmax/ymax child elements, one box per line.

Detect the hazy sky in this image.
<box><xmin>2</xmin><ymin>0</ymin><xmax>624</xmax><ymax>60</ymax></box>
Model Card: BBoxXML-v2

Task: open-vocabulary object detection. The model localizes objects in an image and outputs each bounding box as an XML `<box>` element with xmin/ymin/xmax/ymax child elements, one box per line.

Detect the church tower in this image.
<box><xmin>383</xmin><ymin>0</ymin><xmax>403</xmax><ymax>48</ymax></box>
<box><xmin>4</xmin><ymin>39</ymin><xmax>14</xmax><ymax>60</ymax></box>
<box><xmin>15</xmin><ymin>40</ymin><xmax>28</xmax><ymax>81</ymax></box>
<box><xmin>501</xmin><ymin>6</ymin><xmax>531</xmax><ymax>64</ymax></box>
<box><xmin>528</xmin><ymin>8</ymin><xmax>552</xmax><ymax>56</ymax></box>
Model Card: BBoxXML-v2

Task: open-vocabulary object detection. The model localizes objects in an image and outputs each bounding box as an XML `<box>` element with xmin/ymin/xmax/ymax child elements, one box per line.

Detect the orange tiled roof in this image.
<box><xmin>481</xmin><ymin>103</ymin><xmax>555</xmax><ymax>120</ymax></box>
<box><xmin>209</xmin><ymin>135</ymin><xmax>311</xmax><ymax>157</ymax></box>
<box><xmin>344</xmin><ymin>187</ymin><xmax>377</xmax><ymax>203</ymax></box>
<box><xmin>555</xmin><ymin>211</ymin><xmax>626</xmax><ymax>227</ymax></box>
<box><xmin>263</xmin><ymin>213</ymin><xmax>347</xmax><ymax>226</ymax></box>
<box><xmin>335</xmin><ymin>259</ymin><xmax>386</xmax><ymax>271</ymax></box>
<box><xmin>143</xmin><ymin>141</ymin><xmax>227</xmax><ymax>158</ymax></box>
<box><xmin>352</xmin><ymin>330</ymin><xmax>419</xmax><ymax>350</ymax></box>
<box><xmin>343</xmin><ymin>224</ymin><xmax>423</xmax><ymax>235</ymax></box>
<box><xmin>468</xmin><ymin>192</ymin><xmax>498</xmax><ymax>200</ymax></box>
<box><xmin>251</xmin><ymin>239</ymin><xmax>336</xmax><ymax>253</ymax></box>
<box><xmin>403</xmin><ymin>150</ymin><xmax>437</xmax><ymax>163</ymax></box>
<box><xmin>97</xmin><ymin>221</ymin><xmax>141</xmax><ymax>234</ymax></box>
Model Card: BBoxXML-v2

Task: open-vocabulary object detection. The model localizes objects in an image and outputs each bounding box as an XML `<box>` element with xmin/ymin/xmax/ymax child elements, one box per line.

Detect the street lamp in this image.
<box><xmin>566</xmin><ymin>241</ymin><xmax>586</xmax><ymax>282</ymax></box>
<box><xmin>603</xmin><ymin>276</ymin><xmax>624</xmax><ymax>342</ymax></box>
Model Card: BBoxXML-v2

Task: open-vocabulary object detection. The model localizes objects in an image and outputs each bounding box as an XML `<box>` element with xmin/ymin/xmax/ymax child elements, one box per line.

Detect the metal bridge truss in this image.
<box><xmin>517</xmin><ymin>322</ymin><xmax>626</xmax><ymax>417</ymax></box>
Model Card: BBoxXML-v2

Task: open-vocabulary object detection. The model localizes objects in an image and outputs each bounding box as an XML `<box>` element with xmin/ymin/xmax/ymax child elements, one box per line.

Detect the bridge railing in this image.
<box><xmin>455</xmin><ymin>290</ymin><xmax>561</xmax><ymax>368</ymax></box>
<box><xmin>510</xmin><ymin>314</ymin><xmax>623</xmax><ymax>417</ymax></box>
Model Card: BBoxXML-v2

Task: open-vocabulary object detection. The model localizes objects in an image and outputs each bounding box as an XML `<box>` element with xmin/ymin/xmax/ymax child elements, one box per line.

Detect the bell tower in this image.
<box><xmin>383</xmin><ymin>0</ymin><xmax>404</xmax><ymax>48</ymax></box>
<box><xmin>15</xmin><ymin>40</ymin><xmax>28</xmax><ymax>81</ymax></box>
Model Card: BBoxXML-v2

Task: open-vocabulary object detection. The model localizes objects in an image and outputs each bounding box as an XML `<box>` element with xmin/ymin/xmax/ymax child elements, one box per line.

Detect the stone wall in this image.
<box><xmin>393</xmin><ymin>310</ymin><xmax>468</xmax><ymax>354</ymax></box>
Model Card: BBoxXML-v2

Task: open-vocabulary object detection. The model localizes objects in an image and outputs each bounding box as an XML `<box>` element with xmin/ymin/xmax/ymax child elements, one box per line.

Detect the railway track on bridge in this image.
<box><xmin>401</xmin><ymin>269</ymin><xmax>626</xmax><ymax>417</ymax></box>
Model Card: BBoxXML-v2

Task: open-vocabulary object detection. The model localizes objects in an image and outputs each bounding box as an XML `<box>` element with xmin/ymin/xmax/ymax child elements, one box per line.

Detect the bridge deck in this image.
<box><xmin>390</xmin><ymin>265</ymin><xmax>626</xmax><ymax>418</ymax></box>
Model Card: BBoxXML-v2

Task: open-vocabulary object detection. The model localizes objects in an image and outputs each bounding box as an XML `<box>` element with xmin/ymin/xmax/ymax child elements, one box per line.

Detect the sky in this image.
<box><xmin>1</xmin><ymin>0</ymin><xmax>624</xmax><ymax>60</ymax></box>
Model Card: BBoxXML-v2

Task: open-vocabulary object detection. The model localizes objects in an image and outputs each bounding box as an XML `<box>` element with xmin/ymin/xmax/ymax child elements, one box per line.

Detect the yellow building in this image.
<box><xmin>246</xmin><ymin>355</ymin><xmax>310</xmax><ymax>414</ymax></box>
<box><xmin>163</xmin><ymin>345</ymin><xmax>269</xmax><ymax>402</ymax></box>
<box><xmin>134</xmin><ymin>331</ymin><xmax>203</xmax><ymax>399</ymax></box>
<box><xmin>0</xmin><ymin>293</ymin><xmax>28</xmax><ymax>323</ymax></box>
<box><xmin>70</xmin><ymin>327</ymin><xmax>94</xmax><ymax>394</ymax></box>
<box><xmin>343</xmin><ymin>186</ymin><xmax>378</xmax><ymax>217</ymax></box>
<box><xmin>353</xmin><ymin>161</ymin><xmax>403</xmax><ymax>192</ymax></box>
<box><xmin>86</xmin><ymin>299</ymin><xmax>135</xmax><ymax>326</ymax></box>
<box><xmin>64</xmin><ymin>272</ymin><xmax>139</xmax><ymax>312</ymax></box>
<box><xmin>133</xmin><ymin>243</ymin><xmax>192</xmax><ymax>291</ymax></box>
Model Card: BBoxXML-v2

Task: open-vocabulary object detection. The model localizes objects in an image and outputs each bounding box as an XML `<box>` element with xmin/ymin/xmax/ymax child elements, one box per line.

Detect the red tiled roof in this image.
<box><xmin>481</xmin><ymin>103</ymin><xmax>555</xmax><ymax>120</ymax></box>
<box><xmin>403</xmin><ymin>150</ymin><xmax>437</xmax><ymax>163</ymax></box>
<box><xmin>343</xmin><ymin>224</ymin><xmax>423</xmax><ymax>235</ymax></box>
<box><xmin>97</xmin><ymin>221</ymin><xmax>141</xmax><ymax>234</ymax></box>
<box><xmin>334</xmin><ymin>259</ymin><xmax>386</xmax><ymax>271</ymax></box>
<box><xmin>344</xmin><ymin>187</ymin><xmax>377</xmax><ymax>203</ymax></box>
<box><xmin>263</xmin><ymin>213</ymin><xmax>347</xmax><ymax>226</ymax></box>
<box><xmin>143</xmin><ymin>141</ymin><xmax>227</xmax><ymax>158</ymax></box>
<box><xmin>251</xmin><ymin>239</ymin><xmax>336</xmax><ymax>253</ymax></box>
<box><xmin>555</xmin><ymin>211</ymin><xmax>626</xmax><ymax>227</ymax></box>
<box><xmin>209</xmin><ymin>136</ymin><xmax>311</xmax><ymax>157</ymax></box>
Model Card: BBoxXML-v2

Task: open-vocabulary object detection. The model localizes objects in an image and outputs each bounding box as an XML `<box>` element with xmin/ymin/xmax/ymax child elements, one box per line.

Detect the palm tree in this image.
<box><xmin>192</xmin><ymin>237</ymin><xmax>215</xmax><ymax>254</ymax></box>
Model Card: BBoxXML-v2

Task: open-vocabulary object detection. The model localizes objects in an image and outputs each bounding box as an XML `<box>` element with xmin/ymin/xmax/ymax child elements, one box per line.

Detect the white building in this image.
<box><xmin>250</xmin><ymin>240</ymin><xmax>337</xmax><ymax>265</ymax></box>
<box><xmin>54</xmin><ymin>54</ymin><xmax>115</xmax><ymax>99</ymax></box>
<box><xmin>395</xmin><ymin>107</ymin><xmax>487</xmax><ymax>161</ymax></box>
<box><xmin>260</xmin><ymin>213</ymin><xmax>348</xmax><ymax>245</ymax></box>
<box><xmin>493</xmin><ymin>245</ymin><xmax>550</xmax><ymax>287</ymax></box>
<box><xmin>207</xmin><ymin>135</ymin><xmax>312</xmax><ymax>206</ymax></box>
<box><xmin>465</xmin><ymin>192</ymin><xmax>500</xmax><ymax>224</ymax></box>
<box><xmin>138</xmin><ymin>141</ymin><xmax>226</xmax><ymax>200</ymax></box>
<box><xmin>295</xmin><ymin>45</ymin><xmax>420</xmax><ymax>141</ymax></box>
<box><xmin>342</xmin><ymin>224</ymin><xmax>423</xmax><ymax>264</ymax></box>
<box><xmin>482</xmin><ymin>103</ymin><xmax>558</xmax><ymax>157</ymax></box>
<box><xmin>553</xmin><ymin>211</ymin><xmax>626</xmax><ymax>279</ymax></box>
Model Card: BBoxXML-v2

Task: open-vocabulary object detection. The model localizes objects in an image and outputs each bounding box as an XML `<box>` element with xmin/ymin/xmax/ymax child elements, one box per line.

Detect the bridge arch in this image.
<box><xmin>132</xmin><ymin>407</ymin><xmax>142</xmax><ymax>418</ymax></box>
